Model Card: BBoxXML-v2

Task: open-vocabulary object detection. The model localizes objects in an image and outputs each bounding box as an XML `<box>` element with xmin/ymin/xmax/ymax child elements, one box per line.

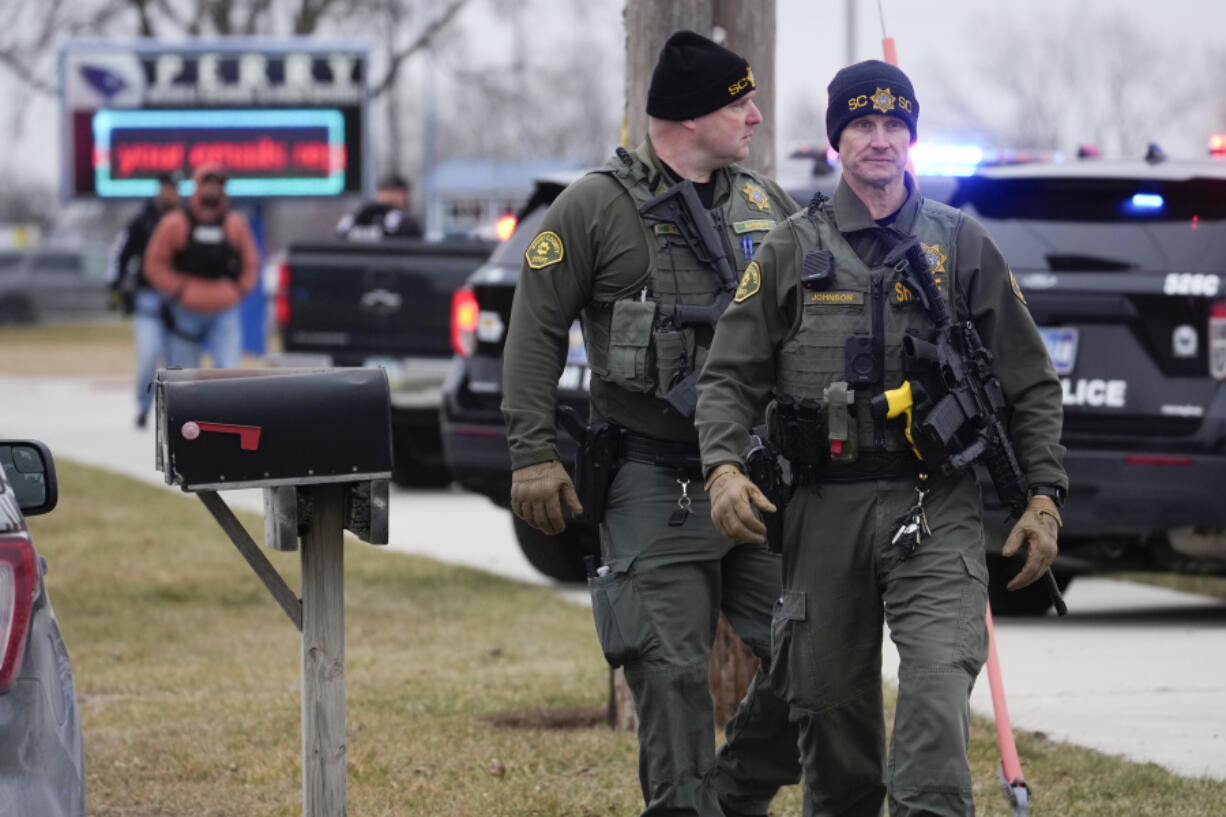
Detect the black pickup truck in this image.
<box><xmin>274</xmin><ymin>237</ymin><xmax>494</xmax><ymax>485</ymax></box>
<box><xmin>443</xmin><ymin>159</ymin><xmax>1226</xmax><ymax>613</ymax></box>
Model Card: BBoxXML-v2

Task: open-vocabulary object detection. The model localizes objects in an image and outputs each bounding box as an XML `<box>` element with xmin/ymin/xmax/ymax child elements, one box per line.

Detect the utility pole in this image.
<box><xmin>846</xmin><ymin>0</ymin><xmax>857</xmax><ymax>66</ymax></box>
<box><xmin>624</xmin><ymin>0</ymin><xmax>778</xmax><ymax>176</ymax></box>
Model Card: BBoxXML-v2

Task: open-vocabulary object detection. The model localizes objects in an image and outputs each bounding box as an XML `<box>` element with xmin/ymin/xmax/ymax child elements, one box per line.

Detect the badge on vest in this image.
<box><xmin>525</xmin><ymin>231</ymin><xmax>564</xmax><ymax>269</ymax></box>
<box><xmin>739</xmin><ymin>183</ymin><xmax>771</xmax><ymax>213</ymax></box>
<box><xmin>921</xmin><ymin>242</ymin><xmax>946</xmax><ymax>273</ymax></box>
<box><xmin>734</xmin><ymin>261</ymin><xmax>761</xmax><ymax>302</ymax></box>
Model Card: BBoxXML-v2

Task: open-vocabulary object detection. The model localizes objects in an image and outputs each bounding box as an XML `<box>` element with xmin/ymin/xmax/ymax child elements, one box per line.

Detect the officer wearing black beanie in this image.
<box><xmin>826</xmin><ymin>59</ymin><xmax>919</xmax><ymax>148</ymax></box>
<box><xmin>647</xmin><ymin>29</ymin><xmax>757</xmax><ymax>121</ymax></box>
<box><xmin>503</xmin><ymin>26</ymin><xmax>801</xmax><ymax>817</ymax></box>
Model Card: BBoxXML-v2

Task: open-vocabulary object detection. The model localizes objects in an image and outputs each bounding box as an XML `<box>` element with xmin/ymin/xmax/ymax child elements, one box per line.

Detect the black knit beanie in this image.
<box><xmin>825</xmin><ymin>60</ymin><xmax>919</xmax><ymax>148</ymax></box>
<box><xmin>647</xmin><ymin>30</ymin><xmax>756</xmax><ymax>121</ymax></box>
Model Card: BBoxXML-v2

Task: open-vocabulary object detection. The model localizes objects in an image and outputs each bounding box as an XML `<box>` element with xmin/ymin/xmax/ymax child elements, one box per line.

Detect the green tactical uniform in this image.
<box><xmin>695</xmin><ymin>175</ymin><xmax>1067</xmax><ymax>817</ymax></box>
<box><xmin>502</xmin><ymin>139</ymin><xmax>802</xmax><ymax>816</ymax></box>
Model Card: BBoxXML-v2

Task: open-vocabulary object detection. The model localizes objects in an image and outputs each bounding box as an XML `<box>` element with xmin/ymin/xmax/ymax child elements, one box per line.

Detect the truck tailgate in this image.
<box><xmin>282</xmin><ymin>238</ymin><xmax>494</xmax><ymax>363</ymax></box>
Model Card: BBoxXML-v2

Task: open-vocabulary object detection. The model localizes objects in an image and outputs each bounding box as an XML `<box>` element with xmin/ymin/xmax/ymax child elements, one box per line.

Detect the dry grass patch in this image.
<box><xmin>25</xmin><ymin>461</ymin><xmax>1226</xmax><ymax>816</ymax></box>
<box><xmin>0</xmin><ymin>321</ymin><xmax>133</xmax><ymax>376</ymax></box>
<box><xmin>0</xmin><ymin>321</ymin><xmax>269</xmax><ymax>377</ymax></box>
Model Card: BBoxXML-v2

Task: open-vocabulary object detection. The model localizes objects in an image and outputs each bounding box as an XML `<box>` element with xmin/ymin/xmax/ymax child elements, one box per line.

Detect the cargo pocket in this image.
<box><xmin>605</xmin><ymin>300</ymin><xmax>657</xmax><ymax>393</ymax></box>
<box><xmin>769</xmin><ymin>590</ymin><xmax>818</xmax><ymax>712</ymax></box>
<box><xmin>956</xmin><ymin>551</ymin><xmax>990</xmax><ymax>674</ymax></box>
<box><xmin>589</xmin><ymin>562</ymin><xmax>653</xmax><ymax>668</ymax></box>
<box><xmin>651</xmin><ymin>327</ymin><xmax>689</xmax><ymax>397</ymax></box>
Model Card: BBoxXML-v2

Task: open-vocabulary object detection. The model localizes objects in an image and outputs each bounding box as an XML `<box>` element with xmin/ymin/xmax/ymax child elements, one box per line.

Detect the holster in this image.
<box><xmin>556</xmin><ymin>405</ymin><xmax>620</xmax><ymax>525</ymax></box>
<box><xmin>745</xmin><ymin>426</ymin><xmax>788</xmax><ymax>554</ymax></box>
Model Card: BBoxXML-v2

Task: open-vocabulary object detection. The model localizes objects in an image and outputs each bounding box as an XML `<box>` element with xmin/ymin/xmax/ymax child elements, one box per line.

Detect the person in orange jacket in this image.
<box><xmin>143</xmin><ymin>163</ymin><xmax>259</xmax><ymax>369</ymax></box>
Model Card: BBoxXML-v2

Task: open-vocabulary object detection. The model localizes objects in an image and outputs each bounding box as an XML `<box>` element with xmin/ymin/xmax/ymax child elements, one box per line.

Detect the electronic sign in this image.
<box><xmin>59</xmin><ymin>39</ymin><xmax>371</xmax><ymax>199</ymax></box>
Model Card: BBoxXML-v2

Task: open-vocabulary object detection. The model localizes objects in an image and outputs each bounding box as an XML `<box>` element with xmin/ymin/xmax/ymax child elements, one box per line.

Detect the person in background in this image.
<box><xmin>336</xmin><ymin>173</ymin><xmax>424</xmax><ymax>239</ymax></box>
<box><xmin>107</xmin><ymin>171</ymin><xmax>181</xmax><ymax>428</ymax></box>
<box><xmin>143</xmin><ymin>163</ymin><xmax>260</xmax><ymax>369</ymax></box>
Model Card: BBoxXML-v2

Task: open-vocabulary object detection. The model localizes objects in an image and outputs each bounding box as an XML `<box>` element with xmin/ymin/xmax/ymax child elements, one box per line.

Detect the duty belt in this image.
<box><xmin>618</xmin><ymin>429</ymin><xmax>703</xmax><ymax>474</ymax></box>
<box><xmin>794</xmin><ymin>450</ymin><xmax>921</xmax><ymax>483</ymax></box>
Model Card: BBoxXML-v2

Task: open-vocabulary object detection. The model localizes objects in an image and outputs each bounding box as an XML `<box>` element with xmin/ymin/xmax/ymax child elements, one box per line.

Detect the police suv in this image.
<box><xmin>441</xmin><ymin>154</ymin><xmax>1226</xmax><ymax>614</ymax></box>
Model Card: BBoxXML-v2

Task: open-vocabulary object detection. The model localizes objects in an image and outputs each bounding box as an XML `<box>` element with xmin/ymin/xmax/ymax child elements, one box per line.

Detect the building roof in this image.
<box><xmin>426</xmin><ymin>158</ymin><xmax>587</xmax><ymax>195</ymax></box>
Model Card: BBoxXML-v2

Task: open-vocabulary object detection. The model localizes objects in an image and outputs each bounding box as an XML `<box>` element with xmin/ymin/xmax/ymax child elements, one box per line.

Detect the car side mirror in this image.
<box><xmin>0</xmin><ymin>440</ymin><xmax>58</xmax><ymax>516</ymax></box>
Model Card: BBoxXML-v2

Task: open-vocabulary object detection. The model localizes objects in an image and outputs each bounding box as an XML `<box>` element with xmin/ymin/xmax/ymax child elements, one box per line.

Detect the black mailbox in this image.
<box><xmin>156</xmin><ymin>367</ymin><xmax>392</xmax><ymax>491</ymax></box>
<box><xmin>156</xmin><ymin>367</ymin><xmax>393</xmax><ymax>548</ymax></box>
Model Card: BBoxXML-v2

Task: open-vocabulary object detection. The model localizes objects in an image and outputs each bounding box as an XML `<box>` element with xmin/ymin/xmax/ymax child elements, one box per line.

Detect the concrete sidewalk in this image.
<box><xmin>4</xmin><ymin>372</ymin><xmax>1224</xmax><ymax>780</ymax></box>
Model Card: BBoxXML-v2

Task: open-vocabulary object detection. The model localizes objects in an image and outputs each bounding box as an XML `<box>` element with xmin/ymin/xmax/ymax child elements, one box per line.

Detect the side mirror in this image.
<box><xmin>0</xmin><ymin>440</ymin><xmax>58</xmax><ymax>516</ymax></box>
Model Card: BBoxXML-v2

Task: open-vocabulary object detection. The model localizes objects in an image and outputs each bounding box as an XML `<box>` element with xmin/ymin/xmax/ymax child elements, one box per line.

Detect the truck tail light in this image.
<box><xmin>494</xmin><ymin>213</ymin><xmax>517</xmax><ymax>241</ymax></box>
<box><xmin>451</xmin><ymin>287</ymin><xmax>479</xmax><ymax>357</ymax></box>
<box><xmin>0</xmin><ymin>533</ymin><xmax>37</xmax><ymax>692</ymax></box>
<box><xmin>1209</xmin><ymin>301</ymin><xmax>1226</xmax><ymax>380</ymax></box>
<box><xmin>275</xmin><ymin>259</ymin><xmax>291</xmax><ymax>329</ymax></box>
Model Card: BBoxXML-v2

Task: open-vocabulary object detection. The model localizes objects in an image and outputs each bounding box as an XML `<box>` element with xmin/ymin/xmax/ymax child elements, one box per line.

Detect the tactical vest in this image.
<box><xmin>775</xmin><ymin>196</ymin><xmax>964</xmax><ymax>455</ymax></box>
<box><xmin>581</xmin><ymin>145</ymin><xmax>779</xmax><ymax>400</ymax></box>
<box><xmin>173</xmin><ymin>206</ymin><xmax>241</xmax><ymax>281</ymax></box>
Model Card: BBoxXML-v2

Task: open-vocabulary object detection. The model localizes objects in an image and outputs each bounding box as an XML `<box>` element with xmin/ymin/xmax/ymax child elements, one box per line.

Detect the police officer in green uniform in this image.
<box><xmin>695</xmin><ymin>61</ymin><xmax>1068</xmax><ymax>817</ymax></box>
<box><xmin>502</xmin><ymin>30</ymin><xmax>801</xmax><ymax>817</ymax></box>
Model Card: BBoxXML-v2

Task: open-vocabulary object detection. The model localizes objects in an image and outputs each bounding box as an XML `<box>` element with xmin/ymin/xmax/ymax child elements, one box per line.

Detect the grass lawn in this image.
<box><xmin>23</xmin><ymin>461</ymin><xmax>1226</xmax><ymax>816</ymax></box>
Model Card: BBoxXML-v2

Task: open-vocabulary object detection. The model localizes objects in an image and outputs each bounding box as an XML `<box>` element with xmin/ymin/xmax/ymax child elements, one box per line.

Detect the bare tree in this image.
<box><xmin>0</xmin><ymin>0</ymin><xmax>470</xmax><ymax>100</ymax></box>
<box><xmin>931</xmin><ymin>7</ymin><xmax>1205</xmax><ymax>157</ymax></box>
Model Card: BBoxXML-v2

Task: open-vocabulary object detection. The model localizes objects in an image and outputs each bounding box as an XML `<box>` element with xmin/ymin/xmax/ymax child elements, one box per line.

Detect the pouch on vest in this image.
<box><xmin>605</xmin><ymin>299</ymin><xmax>657</xmax><ymax>393</ymax></box>
<box><xmin>823</xmin><ymin>381</ymin><xmax>858</xmax><ymax>463</ymax></box>
<box><xmin>651</xmin><ymin>325</ymin><xmax>689</xmax><ymax>397</ymax></box>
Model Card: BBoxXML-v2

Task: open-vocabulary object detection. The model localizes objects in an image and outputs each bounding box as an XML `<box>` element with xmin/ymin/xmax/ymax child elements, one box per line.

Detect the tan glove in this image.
<box><xmin>1001</xmin><ymin>495</ymin><xmax>1061</xmax><ymax>591</ymax></box>
<box><xmin>706</xmin><ymin>463</ymin><xmax>776</xmax><ymax>545</ymax></box>
<box><xmin>510</xmin><ymin>460</ymin><xmax>583</xmax><ymax>535</ymax></box>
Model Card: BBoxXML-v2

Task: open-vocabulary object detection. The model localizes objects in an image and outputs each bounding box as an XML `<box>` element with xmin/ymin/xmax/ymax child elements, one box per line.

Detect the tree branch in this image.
<box><xmin>370</xmin><ymin>0</ymin><xmax>470</xmax><ymax>97</ymax></box>
<box><xmin>294</xmin><ymin>0</ymin><xmax>341</xmax><ymax>35</ymax></box>
<box><xmin>0</xmin><ymin>50</ymin><xmax>57</xmax><ymax>95</ymax></box>
<box><xmin>243</xmin><ymin>0</ymin><xmax>275</xmax><ymax>34</ymax></box>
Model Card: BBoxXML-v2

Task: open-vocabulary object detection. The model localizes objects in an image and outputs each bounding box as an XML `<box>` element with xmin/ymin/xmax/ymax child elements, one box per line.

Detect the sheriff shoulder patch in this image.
<box><xmin>735</xmin><ymin>261</ymin><xmax>761</xmax><ymax>303</ymax></box>
<box><xmin>1009</xmin><ymin>269</ymin><xmax>1027</xmax><ymax>304</ymax></box>
<box><xmin>525</xmin><ymin>231</ymin><xmax>564</xmax><ymax>269</ymax></box>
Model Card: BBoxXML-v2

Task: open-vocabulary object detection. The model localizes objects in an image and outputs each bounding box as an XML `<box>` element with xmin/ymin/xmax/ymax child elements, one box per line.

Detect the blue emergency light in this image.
<box><xmin>1129</xmin><ymin>193</ymin><xmax>1164</xmax><ymax>210</ymax></box>
<box><xmin>910</xmin><ymin>144</ymin><xmax>984</xmax><ymax>177</ymax></box>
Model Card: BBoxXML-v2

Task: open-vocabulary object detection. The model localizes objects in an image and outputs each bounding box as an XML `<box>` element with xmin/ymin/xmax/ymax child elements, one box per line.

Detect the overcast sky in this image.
<box><xmin>777</xmin><ymin>0</ymin><xmax>1226</xmax><ymax>157</ymax></box>
<box><xmin>3</xmin><ymin>0</ymin><xmax>1226</xmax><ymax>191</ymax></box>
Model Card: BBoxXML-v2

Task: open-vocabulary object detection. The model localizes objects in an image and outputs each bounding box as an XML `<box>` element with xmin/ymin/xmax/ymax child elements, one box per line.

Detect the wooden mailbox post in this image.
<box><xmin>155</xmin><ymin>367</ymin><xmax>393</xmax><ymax>817</ymax></box>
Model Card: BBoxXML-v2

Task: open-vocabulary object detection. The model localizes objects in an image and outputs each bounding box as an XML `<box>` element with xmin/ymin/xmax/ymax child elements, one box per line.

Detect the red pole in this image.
<box><xmin>882</xmin><ymin>36</ymin><xmax>898</xmax><ymax>65</ymax></box>
<box><xmin>985</xmin><ymin>604</ymin><xmax>1026</xmax><ymax>786</ymax></box>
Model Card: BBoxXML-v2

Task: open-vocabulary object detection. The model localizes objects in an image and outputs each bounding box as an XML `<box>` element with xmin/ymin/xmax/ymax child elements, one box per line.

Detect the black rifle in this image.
<box><xmin>638</xmin><ymin>180</ymin><xmax>740</xmax><ymax>417</ymax></box>
<box><xmin>745</xmin><ymin>427</ymin><xmax>787</xmax><ymax>554</ymax></box>
<box><xmin>878</xmin><ymin>234</ymin><xmax>1067</xmax><ymax>615</ymax></box>
<box><xmin>556</xmin><ymin>404</ymin><xmax>620</xmax><ymax>525</ymax></box>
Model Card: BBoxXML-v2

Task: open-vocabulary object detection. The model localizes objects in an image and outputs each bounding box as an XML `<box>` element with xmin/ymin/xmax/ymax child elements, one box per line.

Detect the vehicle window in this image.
<box><xmin>30</xmin><ymin>252</ymin><xmax>84</xmax><ymax>275</ymax></box>
<box><xmin>0</xmin><ymin>250</ymin><xmax>24</xmax><ymax>275</ymax></box>
<box><xmin>950</xmin><ymin>176</ymin><xmax>1226</xmax><ymax>222</ymax></box>
<box><xmin>953</xmin><ymin>176</ymin><xmax>1226</xmax><ymax>273</ymax></box>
